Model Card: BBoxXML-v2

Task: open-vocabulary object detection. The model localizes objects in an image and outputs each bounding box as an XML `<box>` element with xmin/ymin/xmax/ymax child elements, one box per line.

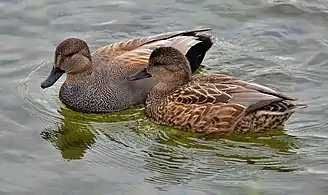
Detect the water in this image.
<box><xmin>0</xmin><ymin>0</ymin><xmax>327</xmax><ymax>194</ymax></box>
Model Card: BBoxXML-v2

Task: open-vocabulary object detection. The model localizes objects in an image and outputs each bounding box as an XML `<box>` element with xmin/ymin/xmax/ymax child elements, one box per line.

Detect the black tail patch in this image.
<box><xmin>186</xmin><ymin>34</ymin><xmax>214</xmax><ymax>73</ymax></box>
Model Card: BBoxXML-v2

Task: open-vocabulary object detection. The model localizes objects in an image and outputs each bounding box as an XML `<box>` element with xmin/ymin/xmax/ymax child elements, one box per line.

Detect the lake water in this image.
<box><xmin>0</xmin><ymin>0</ymin><xmax>327</xmax><ymax>194</ymax></box>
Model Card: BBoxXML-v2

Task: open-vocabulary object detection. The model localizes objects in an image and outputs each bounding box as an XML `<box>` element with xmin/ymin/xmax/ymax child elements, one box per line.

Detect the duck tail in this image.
<box><xmin>255</xmin><ymin>100</ymin><xmax>307</xmax><ymax>116</ymax></box>
<box><xmin>293</xmin><ymin>103</ymin><xmax>308</xmax><ymax>109</ymax></box>
<box><xmin>185</xmin><ymin>33</ymin><xmax>214</xmax><ymax>73</ymax></box>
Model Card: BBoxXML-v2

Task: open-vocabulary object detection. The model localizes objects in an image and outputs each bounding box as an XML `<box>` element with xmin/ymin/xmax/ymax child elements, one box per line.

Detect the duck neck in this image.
<box><xmin>147</xmin><ymin>80</ymin><xmax>188</xmax><ymax>102</ymax></box>
<box><xmin>66</xmin><ymin>67</ymin><xmax>93</xmax><ymax>83</ymax></box>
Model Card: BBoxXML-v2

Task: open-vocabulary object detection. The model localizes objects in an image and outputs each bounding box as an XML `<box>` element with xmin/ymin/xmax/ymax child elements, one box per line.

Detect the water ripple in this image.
<box><xmin>36</xmin><ymin>103</ymin><xmax>303</xmax><ymax>188</ymax></box>
<box><xmin>18</xmin><ymin>62</ymin><xmax>62</xmax><ymax>124</ymax></box>
<box><xmin>2</xmin><ymin>0</ymin><xmax>328</xmax><ymax>193</ymax></box>
<box><xmin>13</xmin><ymin>39</ymin><xmax>313</xmax><ymax>195</ymax></box>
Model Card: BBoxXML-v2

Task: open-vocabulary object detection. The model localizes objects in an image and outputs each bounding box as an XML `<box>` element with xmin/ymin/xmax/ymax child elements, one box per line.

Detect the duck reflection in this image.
<box><xmin>40</xmin><ymin>105</ymin><xmax>144</xmax><ymax>160</ymax></box>
<box><xmin>40</xmin><ymin>104</ymin><xmax>300</xmax><ymax>186</ymax></box>
<box><xmin>131</xmin><ymin>120</ymin><xmax>300</xmax><ymax>186</ymax></box>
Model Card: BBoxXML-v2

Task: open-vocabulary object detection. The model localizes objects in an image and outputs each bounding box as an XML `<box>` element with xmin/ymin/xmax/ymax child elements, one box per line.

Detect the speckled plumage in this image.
<box><xmin>40</xmin><ymin>28</ymin><xmax>214</xmax><ymax>113</ymax></box>
<box><xmin>129</xmin><ymin>47</ymin><xmax>307</xmax><ymax>134</ymax></box>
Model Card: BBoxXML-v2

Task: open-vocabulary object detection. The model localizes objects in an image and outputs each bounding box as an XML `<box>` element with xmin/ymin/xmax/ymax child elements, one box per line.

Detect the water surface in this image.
<box><xmin>0</xmin><ymin>0</ymin><xmax>327</xmax><ymax>194</ymax></box>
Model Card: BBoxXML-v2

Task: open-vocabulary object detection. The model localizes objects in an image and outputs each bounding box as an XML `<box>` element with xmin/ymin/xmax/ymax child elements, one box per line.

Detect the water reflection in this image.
<box><xmin>133</xmin><ymin>121</ymin><xmax>300</xmax><ymax>186</ymax></box>
<box><xmin>40</xmin><ymin>108</ymin><xmax>96</xmax><ymax>160</ymax></box>
<box><xmin>40</xmin><ymin>105</ymin><xmax>301</xmax><ymax>187</ymax></box>
<box><xmin>40</xmin><ymin>106</ymin><xmax>143</xmax><ymax>160</ymax></box>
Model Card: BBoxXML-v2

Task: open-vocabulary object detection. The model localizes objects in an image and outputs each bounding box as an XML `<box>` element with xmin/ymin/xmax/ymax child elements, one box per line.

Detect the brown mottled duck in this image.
<box><xmin>127</xmin><ymin>47</ymin><xmax>307</xmax><ymax>134</ymax></box>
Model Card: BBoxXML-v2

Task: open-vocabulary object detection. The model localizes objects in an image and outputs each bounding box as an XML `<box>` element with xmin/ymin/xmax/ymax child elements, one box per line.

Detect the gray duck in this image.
<box><xmin>40</xmin><ymin>28</ymin><xmax>213</xmax><ymax>113</ymax></box>
<box><xmin>127</xmin><ymin>47</ymin><xmax>307</xmax><ymax>134</ymax></box>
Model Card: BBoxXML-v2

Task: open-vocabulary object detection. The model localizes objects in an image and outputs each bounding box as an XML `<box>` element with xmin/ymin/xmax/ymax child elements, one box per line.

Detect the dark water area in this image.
<box><xmin>0</xmin><ymin>0</ymin><xmax>327</xmax><ymax>194</ymax></box>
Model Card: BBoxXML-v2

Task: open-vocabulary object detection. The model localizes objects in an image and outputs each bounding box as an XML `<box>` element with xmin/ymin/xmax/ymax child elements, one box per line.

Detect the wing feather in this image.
<box><xmin>94</xmin><ymin>28</ymin><xmax>211</xmax><ymax>57</ymax></box>
<box><xmin>168</xmin><ymin>74</ymin><xmax>294</xmax><ymax>113</ymax></box>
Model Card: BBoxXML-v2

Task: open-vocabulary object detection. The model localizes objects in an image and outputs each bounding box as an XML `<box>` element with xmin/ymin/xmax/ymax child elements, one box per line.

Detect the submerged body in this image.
<box><xmin>128</xmin><ymin>47</ymin><xmax>306</xmax><ymax>134</ymax></box>
<box><xmin>41</xmin><ymin>28</ymin><xmax>214</xmax><ymax>113</ymax></box>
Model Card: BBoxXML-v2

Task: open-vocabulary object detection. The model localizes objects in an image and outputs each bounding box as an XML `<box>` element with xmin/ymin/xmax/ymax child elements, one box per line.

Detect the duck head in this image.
<box><xmin>127</xmin><ymin>47</ymin><xmax>192</xmax><ymax>84</ymax></box>
<box><xmin>41</xmin><ymin>38</ymin><xmax>92</xmax><ymax>89</ymax></box>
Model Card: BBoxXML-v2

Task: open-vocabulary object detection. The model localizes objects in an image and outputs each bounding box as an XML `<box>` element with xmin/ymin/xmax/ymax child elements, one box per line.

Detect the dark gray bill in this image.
<box><xmin>41</xmin><ymin>67</ymin><xmax>65</xmax><ymax>89</ymax></box>
<box><xmin>127</xmin><ymin>68</ymin><xmax>152</xmax><ymax>81</ymax></box>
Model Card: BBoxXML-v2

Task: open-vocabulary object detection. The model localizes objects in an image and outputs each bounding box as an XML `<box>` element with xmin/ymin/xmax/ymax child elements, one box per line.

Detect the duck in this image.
<box><xmin>127</xmin><ymin>46</ymin><xmax>307</xmax><ymax>134</ymax></box>
<box><xmin>40</xmin><ymin>28</ymin><xmax>214</xmax><ymax>113</ymax></box>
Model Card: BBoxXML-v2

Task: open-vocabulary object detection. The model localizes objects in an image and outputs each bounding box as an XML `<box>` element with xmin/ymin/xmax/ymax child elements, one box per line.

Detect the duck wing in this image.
<box><xmin>170</xmin><ymin>74</ymin><xmax>298</xmax><ymax>112</ymax></box>
<box><xmin>162</xmin><ymin>80</ymin><xmax>246</xmax><ymax>133</ymax></box>
<box><xmin>95</xmin><ymin>28</ymin><xmax>213</xmax><ymax>74</ymax></box>
<box><xmin>161</xmin><ymin>74</ymin><xmax>302</xmax><ymax>132</ymax></box>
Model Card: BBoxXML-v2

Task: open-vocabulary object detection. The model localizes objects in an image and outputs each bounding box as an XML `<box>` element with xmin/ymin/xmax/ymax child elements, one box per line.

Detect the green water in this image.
<box><xmin>0</xmin><ymin>0</ymin><xmax>327</xmax><ymax>194</ymax></box>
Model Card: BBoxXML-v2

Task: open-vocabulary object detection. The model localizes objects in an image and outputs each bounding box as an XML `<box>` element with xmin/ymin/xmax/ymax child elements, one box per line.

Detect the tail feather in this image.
<box><xmin>137</xmin><ymin>34</ymin><xmax>214</xmax><ymax>73</ymax></box>
<box><xmin>135</xmin><ymin>28</ymin><xmax>214</xmax><ymax>73</ymax></box>
<box><xmin>185</xmin><ymin>34</ymin><xmax>214</xmax><ymax>72</ymax></box>
<box><xmin>139</xmin><ymin>28</ymin><xmax>212</xmax><ymax>47</ymax></box>
<box><xmin>294</xmin><ymin>103</ymin><xmax>307</xmax><ymax>109</ymax></box>
<box><xmin>254</xmin><ymin>100</ymin><xmax>307</xmax><ymax>116</ymax></box>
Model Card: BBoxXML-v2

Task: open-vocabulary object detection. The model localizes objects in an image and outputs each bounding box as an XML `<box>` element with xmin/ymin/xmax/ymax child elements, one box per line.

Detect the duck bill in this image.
<box><xmin>41</xmin><ymin>67</ymin><xmax>65</xmax><ymax>89</ymax></box>
<box><xmin>127</xmin><ymin>68</ymin><xmax>152</xmax><ymax>81</ymax></box>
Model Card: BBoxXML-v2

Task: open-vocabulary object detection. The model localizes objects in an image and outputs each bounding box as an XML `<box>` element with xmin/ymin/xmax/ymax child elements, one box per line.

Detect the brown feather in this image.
<box><xmin>141</xmin><ymin>47</ymin><xmax>306</xmax><ymax>134</ymax></box>
<box><xmin>41</xmin><ymin>28</ymin><xmax>213</xmax><ymax>113</ymax></box>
